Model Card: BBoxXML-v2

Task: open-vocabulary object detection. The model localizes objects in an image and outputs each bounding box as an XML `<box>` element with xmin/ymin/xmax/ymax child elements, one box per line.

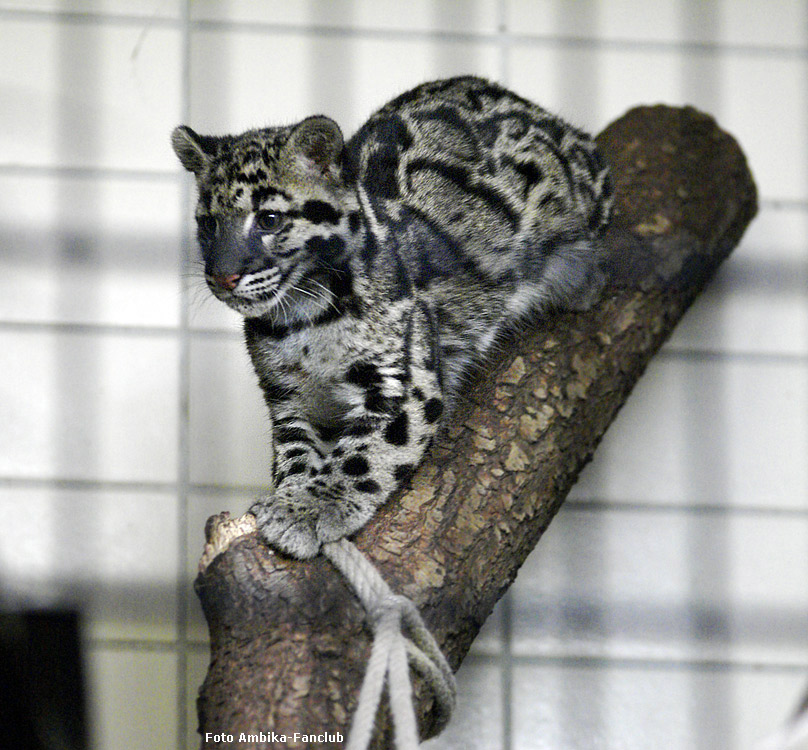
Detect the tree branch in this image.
<box><xmin>193</xmin><ymin>105</ymin><xmax>758</xmax><ymax>749</ymax></box>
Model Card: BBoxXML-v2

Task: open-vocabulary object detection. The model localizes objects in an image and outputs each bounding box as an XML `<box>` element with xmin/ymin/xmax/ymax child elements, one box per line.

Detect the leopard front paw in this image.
<box><xmin>251</xmin><ymin>490</ymin><xmax>364</xmax><ymax>559</ymax></box>
<box><xmin>250</xmin><ymin>497</ymin><xmax>322</xmax><ymax>559</ymax></box>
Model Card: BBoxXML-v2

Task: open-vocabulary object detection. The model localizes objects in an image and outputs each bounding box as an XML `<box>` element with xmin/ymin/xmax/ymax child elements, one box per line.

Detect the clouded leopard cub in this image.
<box><xmin>172</xmin><ymin>76</ymin><xmax>612</xmax><ymax>559</ymax></box>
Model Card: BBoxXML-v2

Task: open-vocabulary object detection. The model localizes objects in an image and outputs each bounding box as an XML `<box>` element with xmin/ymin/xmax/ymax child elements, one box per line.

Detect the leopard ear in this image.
<box><xmin>284</xmin><ymin>116</ymin><xmax>344</xmax><ymax>175</ymax></box>
<box><xmin>171</xmin><ymin>125</ymin><xmax>217</xmax><ymax>175</ymax></box>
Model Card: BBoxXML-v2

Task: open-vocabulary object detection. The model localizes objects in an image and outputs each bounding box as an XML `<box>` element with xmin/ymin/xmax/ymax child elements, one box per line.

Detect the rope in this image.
<box><xmin>322</xmin><ymin>539</ymin><xmax>457</xmax><ymax>750</ymax></box>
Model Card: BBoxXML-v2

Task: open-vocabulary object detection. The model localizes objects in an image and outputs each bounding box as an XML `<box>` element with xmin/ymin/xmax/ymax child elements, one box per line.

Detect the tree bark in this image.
<box><xmin>193</xmin><ymin>105</ymin><xmax>758</xmax><ymax>749</ymax></box>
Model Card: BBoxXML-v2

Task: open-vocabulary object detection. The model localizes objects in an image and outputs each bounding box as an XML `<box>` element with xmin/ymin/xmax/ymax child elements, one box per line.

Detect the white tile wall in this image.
<box><xmin>507</xmin><ymin>0</ymin><xmax>808</xmax><ymax>48</ymax></box>
<box><xmin>422</xmin><ymin>658</ymin><xmax>505</xmax><ymax>750</ymax></box>
<box><xmin>569</xmin><ymin>354</ymin><xmax>808</xmax><ymax>509</ymax></box>
<box><xmin>87</xmin><ymin>646</ymin><xmax>179</xmax><ymax>750</ymax></box>
<box><xmin>1</xmin><ymin>2</ymin><xmax>805</xmax><ymax>749</ymax></box>
<box><xmin>188</xmin><ymin>28</ymin><xmax>501</xmax><ymax>136</ymax></box>
<box><xmin>510</xmin><ymin>662</ymin><xmax>808</xmax><ymax>750</ymax></box>
<box><xmin>0</xmin><ymin>1</ymin><xmax>180</xmax><ymax>17</ymax></box>
<box><xmin>188</xmin><ymin>334</ymin><xmax>272</xmax><ymax>487</ymax></box>
<box><xmin>669</xmin><ymin>205</ymin><xmax>808</xmax><ymax>357</ymax></box>
<box><xmin>189</xmin><ymin>0</ymin><xmax>501</xmax><ymax>34</ymax></box>
<box><xmin>0</xmin><ymin>15</ymin><xmax>182</xmax><ymax>171</ymax></box>
<box><xmin>0</xmin><ymin>172</ymin><xmax>182</xmax><ymax>327</ymax></box>
<box><xmin>0</xmin><ymin>486</ymin><xmax>179</xmax><ymax>641</ymax></box>
<box><xmin>511</xmin><ymin>507</ymin><xmax>808</xmax><ymax>665</ymax></box>
<box><xmin>0</xmin><ymin>328</ymin><xmax>179</xmax><ymax>482</ymax></box>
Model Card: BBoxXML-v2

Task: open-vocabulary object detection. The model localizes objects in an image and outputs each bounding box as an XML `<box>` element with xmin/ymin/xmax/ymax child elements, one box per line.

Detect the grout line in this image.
<box><xmin>3</xmin><ymin>472</ymin><xmax>804</xmax><ymax>521</ymax></box>
<box><xmin>500</xmin><ymin>591</ymin><xmax>514</xmax><ymax>750</ymax></box>
<box><xmin>1</xmin><ymin>318</ymin><xmax>805</xmax><ymax>367</ymax></box>
<box><xmin>763</xmin><ymin>197</ymin><xmax>808</xmax><ymax>210</ymax></box>
<box><xmin>81</xmin><ymin>637</ymin><xmax>808</xmax><ymax>675</ymax></box>
<box><xmin>83</xmin><ymin>637</ymin><xmax>207</xmax><ymax>653</ymax></box>
<box><xmin>0</xmin><ymin>320</ymin><xmax>184</xmax><ymax>337</ymax></box>
<box><xmin>0</xmin><ymin>476</ymin><xmax>179</xmax><ymax>493</ymax></box>
<box><xmin>563</xmin><ymin>497</ymin><xmax>808</xmax><ymax>519</ymax></box>
<box><xmin>81</xmin><ymin>631</ymin><xmax>808</xmax><ymax>672</ymax></box>
<box><xmin>0</xmin><ymin>163</ymin><xmax>180</xmax><ymax>180</ymax></box>
<box><xmin>186</xmin><ymin>16</ymin><xmax>808</xmax><ymax>61</ymax></box>
<box><xmin>0</xmin><ymin>476</ymin><xmax>268</xmax><ymax>496</ymax></box>
<box><xmin>0</xmin><ymin>320</ymin><xmax>242</xmax><ymax>340</ymax></box>
<box><xmin>81</xmin><ymin>636</ymin><xmax>808</xmax><ymax>673</ymax></box>
<box><xmin>503</xmin><ymin>32</ymin><xmax>808</xmax><ymax>59</ymax></box>
<box><xmin>654</xmin><ymin>347</ymin><xmax>808</xmax><ymax>366</ymax></box>
<box><xmin>86</xmin><ymin>635</ymin><xmax>209</xmax><ymax>650</ymax></box>
<box><xmin>1</xmin><ymin>5</ymin><xmax>807</xmax><ymax>59</ymax></box>
<box><xmin>1</xmin><ymin>474</ymin><xmax>804</xmax><ymax>518</ymax></box>
<box><xmin>85</xmin><ymin>637</ymin><xmax>184</xmax><ymax>652</ymax></box>
<box><xmin>496</xmin><ymin>0</ymin><xmax>509</xmax><ymax>84</ymax></box>
<box><xmin>0</xmin><ymin>7</ymin><xmax>182</xmax><ymax>25</ymax></box>
<box><xmin>175</xmin><ymin>0</ymin><xmax>193</xmax><ymax>747</ymax></box>
<box><xmin>461</xmin><ymin>650</ymin><xmax>808</xmax><ymax>673</ymax></box>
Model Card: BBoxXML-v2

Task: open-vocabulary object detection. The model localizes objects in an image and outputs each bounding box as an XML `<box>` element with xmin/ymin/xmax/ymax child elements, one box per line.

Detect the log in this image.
<box><xmin>193</xmin><ymin>105</ymin><xmax>758</xmax><ymax>749</ymax></box>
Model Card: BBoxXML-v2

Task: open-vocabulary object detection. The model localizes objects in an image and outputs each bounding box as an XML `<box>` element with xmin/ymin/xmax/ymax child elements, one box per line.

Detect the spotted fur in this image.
<box><xmin>172</xmin><ymin>76</ymin><xmax>612</xmax><ymax>558</ymax></box>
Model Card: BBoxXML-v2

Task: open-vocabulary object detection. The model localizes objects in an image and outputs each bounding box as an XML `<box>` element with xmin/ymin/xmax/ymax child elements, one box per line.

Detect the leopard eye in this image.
<box><xmin>255</xmin><ymin>210</ymin><xmax>286</xmax><ymax>233</ymax></box>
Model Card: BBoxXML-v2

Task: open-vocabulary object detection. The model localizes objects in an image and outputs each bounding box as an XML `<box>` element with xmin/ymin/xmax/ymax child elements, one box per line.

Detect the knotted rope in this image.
<box><xmin>322</xmin><ymin>539</ymin><xmax>456</xmax><ymax>750</ymax></box>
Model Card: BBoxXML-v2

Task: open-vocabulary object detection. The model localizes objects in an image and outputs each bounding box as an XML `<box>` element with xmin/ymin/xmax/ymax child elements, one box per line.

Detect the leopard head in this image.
<box><xmin>172</xmin><ymin>117</ymin><xmax>360</xmax><ymax>321</ymax></box>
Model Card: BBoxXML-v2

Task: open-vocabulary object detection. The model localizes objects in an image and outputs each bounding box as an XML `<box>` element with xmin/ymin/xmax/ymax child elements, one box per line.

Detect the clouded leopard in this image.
<box><xmin>172</xmin><ymin>76</ymin><xmax>612</xmax><ymax>559</ymax></box>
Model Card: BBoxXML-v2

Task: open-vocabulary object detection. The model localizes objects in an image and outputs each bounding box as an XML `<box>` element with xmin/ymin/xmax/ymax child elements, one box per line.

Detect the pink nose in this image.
<box><xmin>212</xmin><ymin>274</ymin><xmax>241</xmax><ymax>290</ymax></box>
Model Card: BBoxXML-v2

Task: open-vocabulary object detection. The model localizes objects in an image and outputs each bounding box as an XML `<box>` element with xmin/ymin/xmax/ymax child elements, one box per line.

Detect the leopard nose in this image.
<box><xmin>211</xmin><ymin>274</ymin><xmax>241</xmax><ymax>290</ymax></box>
